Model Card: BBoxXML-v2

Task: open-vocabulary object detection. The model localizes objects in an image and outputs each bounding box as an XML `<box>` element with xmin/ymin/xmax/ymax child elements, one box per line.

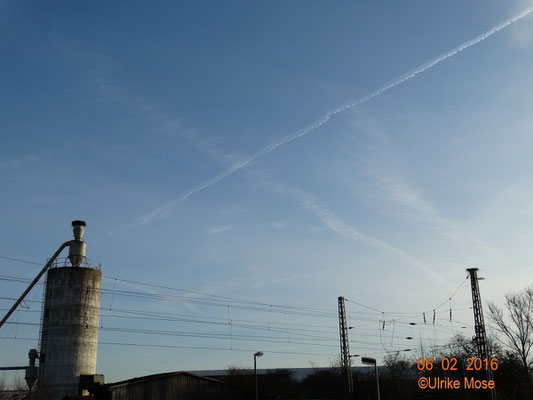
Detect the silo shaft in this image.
<box><xmin>38</xmin><ymin>266</ymin><xmax>102</xmax><ymax>399</ymax></box>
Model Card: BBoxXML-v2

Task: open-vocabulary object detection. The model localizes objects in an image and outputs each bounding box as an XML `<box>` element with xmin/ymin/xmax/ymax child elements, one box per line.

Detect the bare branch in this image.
<box><xmin>487</xmin><ymin>286</ymin><xmax>533</xmax><ymax>378</ymax></box>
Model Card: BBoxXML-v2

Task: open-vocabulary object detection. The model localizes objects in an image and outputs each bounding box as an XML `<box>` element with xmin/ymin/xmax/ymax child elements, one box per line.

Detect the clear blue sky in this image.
<box><xmin>2</xmin><ymin>0</ymin><xmax>533</xmax><ymax>385</ymax></box>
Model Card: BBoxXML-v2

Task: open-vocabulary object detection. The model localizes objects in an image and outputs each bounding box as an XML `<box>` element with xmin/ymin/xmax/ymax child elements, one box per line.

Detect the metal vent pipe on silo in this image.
<box><xmin>37</xmin><ymin>220</ymin><xmax>102</xmax><ymax>400</ymax></box>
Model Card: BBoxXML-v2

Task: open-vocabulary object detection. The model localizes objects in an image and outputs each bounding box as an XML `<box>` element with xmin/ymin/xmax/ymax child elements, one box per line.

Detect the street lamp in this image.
<box><xmin>361</xmin><ymin>357</ymin><xmax>381</xmax><ymax>400</ymax></box>
<box><xmin>254</xmin><ymin>351</ymin><xmax>264</xmax><ymax>400</ymax></box>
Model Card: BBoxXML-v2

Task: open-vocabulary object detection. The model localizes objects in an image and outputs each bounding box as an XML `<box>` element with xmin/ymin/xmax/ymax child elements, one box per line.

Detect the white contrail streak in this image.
<box><xmin>98</xmin><ymin>7</ymin><xmax>533</xmax><ymax>238</ymax></box>
<box><xmin>298</xmin><ymin>192</ymin><xmax>446</xmax><ymax>282</ymax></box>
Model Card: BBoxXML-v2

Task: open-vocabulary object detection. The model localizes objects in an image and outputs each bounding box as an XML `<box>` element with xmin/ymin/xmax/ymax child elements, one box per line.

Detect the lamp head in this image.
<box><xmin>254</xmin><ymin>351</ymin><xmax>264</xmax><ymax>357</ymax></box>
<box><xmin>361</xmin><ymin>357</ymin><xmax>376</xmax><ymax>365</ymax></box>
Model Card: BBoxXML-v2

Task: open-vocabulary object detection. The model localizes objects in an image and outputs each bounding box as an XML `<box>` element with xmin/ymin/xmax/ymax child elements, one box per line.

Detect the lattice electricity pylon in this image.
<box><xmin>468</xmin><ymin>268</ymin><xmax>489</xmax><ymax>358</ymax></box>
<box><xmin>338</xmin><ymin>296</ymin><xmax>354</xmax><ymax>398</ymax></box>
<box><xmin>467</xmin><ymin>268</ymin><xmax>496</xmax><ymax>400</ymax></box>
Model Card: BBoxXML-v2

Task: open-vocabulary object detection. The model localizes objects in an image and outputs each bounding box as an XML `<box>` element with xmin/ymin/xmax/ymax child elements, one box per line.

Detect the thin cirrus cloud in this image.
<box><xmin>372</xmin><ymin>173</ymin><xmax>495</xmax><ymax>249</ymax></box>
<box><xmin>0</xmin><ymin>154</ymin><xmax>37</xmax><ymax>172</ymax></box>
<box><xmin>54</xmin><ymin>36</ymin><xmax>241</xmax><ymax>167</ymax></box>
<box><xmin>338</xmin><ymin>117</ymin><xmax>505</xmax><ymax>264</ymax></box>
<box><xmin>364</xmin><ymin>141</ymin><xmax>503</xmax><ymax>264</ymax></box>
<box><xmin>252</xmin><ymin>172</ymin><xmax>447</xmax><ymax>283</ymax></box>
<box><xmin>95</xmin><ymin>5</ymin><xmax>533</xmax><ymax>242</ymax></box>
<box><xmin>207</xmin><ymin>225</ymin><xmax>233</xmax><ymax>235</ymax></box>
<box><xmin>295</xmin><ymin>190</ymin><xmax>447</xmax><ymax>283</ymax></box>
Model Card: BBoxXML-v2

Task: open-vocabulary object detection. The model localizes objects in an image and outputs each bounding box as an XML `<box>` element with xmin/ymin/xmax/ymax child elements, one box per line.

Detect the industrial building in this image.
<box><xmin>91</xmin><ymin>371</ymin><xmax>241</xmax><ymax>400</ymax></box>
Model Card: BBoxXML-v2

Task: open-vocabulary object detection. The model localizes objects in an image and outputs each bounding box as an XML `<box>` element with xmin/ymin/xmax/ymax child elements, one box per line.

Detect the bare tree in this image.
<box><xmin>488</xmin><ymin>286</ymin><xmax>533</xmax><ymax>378</ymax></box>
<box><xmin>442</xmin><ymin>333</ymin><xmax>501</xmax><ymax>360</ymax></box>
<box><xmin>13</xmin><ymin>375</ymin><xmax>27</xmax><ymax>391</ymax></box>
<box><xmin>383</xmin><ymin>352</ymin><xmax>413</xmax><ymax>381</ymax></box>
<box><xmin>226</xmin><ymin>364</ymin><xmax>252</xmax><ymax>375</ymax></box>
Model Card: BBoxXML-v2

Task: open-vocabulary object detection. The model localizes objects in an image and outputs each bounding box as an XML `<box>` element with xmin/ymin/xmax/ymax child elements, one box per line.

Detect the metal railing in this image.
<box><xmin>47</xmin><ymin>257</ymin><xmax>101</xmax><ymax>270</ymax></box>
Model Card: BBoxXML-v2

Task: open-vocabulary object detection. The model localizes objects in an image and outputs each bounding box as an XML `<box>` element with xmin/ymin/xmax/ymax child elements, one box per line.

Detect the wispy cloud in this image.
<box><xmin>265</xmin><ymin>222</ymin><xmax>286</xmax><ymax>230</ymax></box>
<box><xmin>52</xmin><ymin>35</ymin><xmax>242</xmax><ymax>166</ymax></box>
<box><xmin>207</xmin><ymin>225</ymin><xmax>233</xmax><ymax>235</ymax></box>
<box><xmin>0</xmin><ymin>154</ymin><xmax>36</xmax><ymax>172</ymax></box>
<box><xmin>509</xmin><ymin>1</ymin><xmax>533</xmax><ymax>47</ymax></box>
<box><xmin>373</xmin><ymin>173</ymin><xmax>484</xmax><ymax>244</ymax></box>
<box><xmin>250</xmin><ymin>172</ymin><xmax>447</xmax><ymax>282</ymax></box>
<box><xmin>201</xmin><ymin>265</ymin><xmax>327</xmax><ymax>294</ymax></box>
<box><xmin>296</xmin><ymin>191</ymin><xmax>446</xmax><ymax>283</ymax></box>
<box><xmin>344</xmin><ymin>122</ymin><xmax>504</xmax><ymax>263</ymax></box>
<box><xmin>249</xmin><ymin>273</ymin><xmax>310</xmax><ymax>289</ymax></box>
<box><xmin>100</xmin><ymin>6</ymin><xmax>533</xmax><ymax>238</ymax></box>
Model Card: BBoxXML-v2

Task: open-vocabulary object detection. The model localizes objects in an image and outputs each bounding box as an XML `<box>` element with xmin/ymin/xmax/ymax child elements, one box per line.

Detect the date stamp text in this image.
<box><xmin>417</xmin><ymin>357</ymin><xmax>497</xmax><ymax>390</ymax></box>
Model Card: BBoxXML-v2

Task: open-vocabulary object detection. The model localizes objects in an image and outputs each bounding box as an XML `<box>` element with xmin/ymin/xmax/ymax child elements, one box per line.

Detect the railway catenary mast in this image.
<box><xmin>338</xmin><ymin>296</ymin><xmax>354</xmax><ymax>399</ymax></box>
<box><xmin>467</xmin><ymin>267</ymin><xmax>496</xmax><ymax>400</ymax></box>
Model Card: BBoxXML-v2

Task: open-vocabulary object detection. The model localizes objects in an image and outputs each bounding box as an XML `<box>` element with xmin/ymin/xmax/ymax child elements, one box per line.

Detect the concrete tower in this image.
<box><xmin>38</xmin><ymin>221</ymin><xmax>102</xmax><ymax>400</ymax></box>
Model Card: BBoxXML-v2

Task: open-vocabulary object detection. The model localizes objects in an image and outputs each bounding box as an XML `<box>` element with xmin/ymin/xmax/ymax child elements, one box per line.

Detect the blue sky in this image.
<box><xmin>2</xmin><ymin>0</ymin><xmax>533</xmax><ymax>385</ymax></box>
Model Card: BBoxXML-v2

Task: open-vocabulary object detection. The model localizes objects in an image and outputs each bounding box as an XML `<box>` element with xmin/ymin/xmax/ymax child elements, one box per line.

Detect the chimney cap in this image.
<box><xmin>72</xmin><ymin>220</ymin><xmax>86</xmax><ymax>227</ymax></box>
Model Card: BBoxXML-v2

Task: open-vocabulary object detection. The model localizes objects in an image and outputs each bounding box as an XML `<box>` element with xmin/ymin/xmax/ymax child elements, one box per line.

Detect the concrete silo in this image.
<box><xmin>37</xmin><ymin>220</ymin><xmax>102</xmax><ymax>399</ymax></box>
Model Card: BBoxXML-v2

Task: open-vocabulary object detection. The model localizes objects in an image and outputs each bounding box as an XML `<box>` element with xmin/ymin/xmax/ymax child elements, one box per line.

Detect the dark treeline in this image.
<box><xmin>222</xmin><ymin>340</ymin><xmax>532</xmax><ymax>400</ymax></box>
<box><xmin>219</xmin><ymin>285</ymin><xmax>533</xmax><ymax>399</ymax></box>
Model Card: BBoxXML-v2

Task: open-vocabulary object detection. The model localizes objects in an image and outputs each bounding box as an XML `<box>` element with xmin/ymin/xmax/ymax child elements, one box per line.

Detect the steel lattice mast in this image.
<box><xmin>338</xmin><ymin>296</ymin><xmax>354</xmax><ymax>398</ymax></box>
<box><xmin>467</xmin><ymin>268</ymin><xmax>496</xmax><ymax>400</ymax></box>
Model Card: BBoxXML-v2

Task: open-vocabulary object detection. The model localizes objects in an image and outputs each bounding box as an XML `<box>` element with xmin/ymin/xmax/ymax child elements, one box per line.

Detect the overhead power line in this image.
<box><xmin>1</xmin><ymin>255</ymin><xmax>475</xmax><ymax>359</ymax></box>
<box><xmin>344</xmin><ymin>276</ymin><xmax>469</xmax><ymax>316</ymax></box>
<box><xmin>1</xmin><ymin>256</ymin><xmax>471</xmax><ymax>320</ymax></box>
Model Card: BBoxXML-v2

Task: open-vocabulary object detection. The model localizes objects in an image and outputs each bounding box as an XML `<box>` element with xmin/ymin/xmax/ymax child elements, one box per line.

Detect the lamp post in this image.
<box><xmin>254</xmin><ymin>351</ymin><xmax>264</xmax><ymax>400</ymax></box>
<box><xmin>361</xmin><ymin>357</ymin><xmax>381</xmax><ymax>400</ymax></box>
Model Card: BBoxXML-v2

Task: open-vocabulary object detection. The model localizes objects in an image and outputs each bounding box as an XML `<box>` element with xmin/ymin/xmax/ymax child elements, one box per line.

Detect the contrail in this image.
<box><xmin>98</xmin><ymin>7</ymin><xmax>533</xmax><ymax>239</ymax></box>
<box><xmin>298</xmin><ymin>192</ymin><xmax>446</xmax><ymax>282</ymax></box>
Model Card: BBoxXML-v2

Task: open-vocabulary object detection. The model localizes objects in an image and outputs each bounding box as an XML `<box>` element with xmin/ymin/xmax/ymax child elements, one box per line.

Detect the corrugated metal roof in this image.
<box><xmin>105</xmin><ymin>371</ymin><xmax>225</xmax><ymax>389</ymax></box>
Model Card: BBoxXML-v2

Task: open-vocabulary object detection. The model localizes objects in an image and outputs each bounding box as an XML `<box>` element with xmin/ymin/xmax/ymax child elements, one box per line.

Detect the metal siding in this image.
<box><xmin>109</xmin><ymin>373</ymin><xmax>238</xmax><ymax>400</ymax></box>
